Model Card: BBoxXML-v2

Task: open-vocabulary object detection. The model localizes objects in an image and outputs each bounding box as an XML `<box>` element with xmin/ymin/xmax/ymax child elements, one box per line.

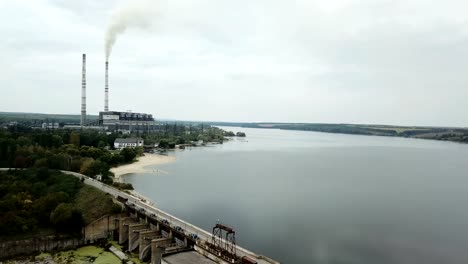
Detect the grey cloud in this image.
<box><xmin>0</xmin><ymin>0</ymin><xmax>467</xmax><ymax>126</ymax></box>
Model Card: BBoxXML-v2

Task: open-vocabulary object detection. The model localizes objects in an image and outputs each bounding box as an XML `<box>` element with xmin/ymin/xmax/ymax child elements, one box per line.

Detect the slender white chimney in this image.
<box><xmin>105</xmin><ymin>61</ymin><xmax>109</xmax><ymax>111</ymax></box>
<box><xmin>81</xmin><ymin>54</ymin><xmax>86</xmax><ymax>126</ymax></box>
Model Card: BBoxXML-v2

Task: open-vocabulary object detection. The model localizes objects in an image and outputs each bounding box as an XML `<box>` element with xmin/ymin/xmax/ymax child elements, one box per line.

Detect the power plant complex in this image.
<box><xmin>80</xmin><ymin>54</ymin><xmax>157</xmax><ymax>133</ymax></box>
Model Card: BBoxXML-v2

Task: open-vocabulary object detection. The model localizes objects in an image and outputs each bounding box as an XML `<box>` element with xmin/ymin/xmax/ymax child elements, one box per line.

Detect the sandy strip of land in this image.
<box><xmin>111</xmin><ymin>153</ymin><xmax>176</xmax><ymax>182</ymax></box>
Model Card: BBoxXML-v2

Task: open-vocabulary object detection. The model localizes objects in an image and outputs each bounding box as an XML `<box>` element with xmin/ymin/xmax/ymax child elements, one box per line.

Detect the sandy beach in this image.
<box><xmin>111</xmin><ymin>153</ymin><xmax>176</xmax><ymax>182</ymax></box>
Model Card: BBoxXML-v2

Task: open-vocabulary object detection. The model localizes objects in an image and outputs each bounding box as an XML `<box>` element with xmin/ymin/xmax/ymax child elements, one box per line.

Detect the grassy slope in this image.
<box><xmin>75</xmin><ymin>185</ymin><xmax>115</xmax><ymax>225</ymax></box>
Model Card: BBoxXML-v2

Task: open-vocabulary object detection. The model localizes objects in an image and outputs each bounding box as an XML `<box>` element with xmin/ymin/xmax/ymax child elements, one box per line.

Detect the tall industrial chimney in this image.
<box><xmin>105</xmin><ymin>61</ymin><xmax>109</xmax><ymax>111</ymax></box>
<box><xmin>81</xmin><ymin>54</ymin><xmax>86</xmax><ymax>126</ymax></box>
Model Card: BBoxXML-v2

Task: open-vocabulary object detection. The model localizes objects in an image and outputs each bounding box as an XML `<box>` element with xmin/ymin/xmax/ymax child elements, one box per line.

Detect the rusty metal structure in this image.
<box><xmin>208</xmin><ymin>222</ymin><xmax>237</xmax><ymax>262</ymax></box>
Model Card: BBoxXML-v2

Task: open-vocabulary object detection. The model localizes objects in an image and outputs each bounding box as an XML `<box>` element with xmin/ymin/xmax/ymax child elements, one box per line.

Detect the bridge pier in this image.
<box><xmin>119</xmin><ymin>217</ymin><xmax>138</xmax><ymax>244</ymax></box>
<box><xmin>149</xmin><ymin>222</ymin><xmax>159</xmax><ymax>231</ymax></box>
<box><xmin>151</xmin><ymin>237</ymin><xmax>173</xmax><ymax>264</ymax></box>
<box><xmin>128</xmin><ymin>223</ymin><xmax>148</xmax><ymax>252</ymax></box>
<box><xmin>139</xmin><ymin>231</ymin><xmax>161</xmax><ymax>261</ymax></box>
<box><xmin>139</xmin><ymin>216</ymin><xmax>148</xmax><ymax>224</ymax></box>
<box><xmin>161</xmin><ymin>229</ymin><xmax>173</xmax><ymax>239</ymax></box>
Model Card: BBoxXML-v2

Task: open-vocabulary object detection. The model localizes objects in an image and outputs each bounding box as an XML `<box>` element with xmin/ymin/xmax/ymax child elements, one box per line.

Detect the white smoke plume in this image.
<box><xmin>105</xmin><ymin>0</ymin><xmax>160</xmax><ymax>60</ymax></box>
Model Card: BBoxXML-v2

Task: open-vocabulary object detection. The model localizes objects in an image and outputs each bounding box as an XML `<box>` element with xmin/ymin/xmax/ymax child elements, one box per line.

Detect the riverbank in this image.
<box><xmin>214</xmin><ymin>122</ymin><xmax>468</xmax><ymax>144</ymax></box>
<box><xmin>110</xmin><ymin>153</ymin><xmax>176</xmax><ymax>183</ymax></box>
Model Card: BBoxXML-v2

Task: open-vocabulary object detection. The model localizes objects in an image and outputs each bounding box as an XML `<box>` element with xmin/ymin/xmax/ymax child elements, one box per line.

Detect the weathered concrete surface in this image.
<box><xmin>0</xmin><ymin>236</ymin><xmax>83</xmax><ymax>260</ymax></box>
<box><xmin>149</xmin><ymin>222</ymin><xmax>159</xmax><ymax>231</ymax></box>
<box><xmin>151</xmin><ymin>237</ymin><xmax>173</xmax><ymax>264</ymax></box>
<box><xmin>161</xmin><ymin>229</ymin><xmax>173</xmax><ymax>239</ymax></box>
<box><xmin>119</xmin><ymin>217</ymin><xmax>138</xmax><ymax>244</ymax></box>
<box><xmin>109</xmin><ymin>245</ymin><xmax>128</xmax><ymax>261</ymax></box>
<box><xmin>161</xmin><ymin>250</ymin><xmax>216</xmax><ymax>264</ymax></box>
<box><xmin>139</xmin><ymin>231</ymin><xmax>160</xmax><ymax>261</ymax></box>
<box><xmin>0</xmin><ymin>214</ymin><xmax>124</xmax><ymax>260</ymax></box>
<box><xmin>128</xmin><ymin>224</ymin><xmax>148</xmax><ymax>252</ymax></box>
<box><xmin>83</xmin><ymin>214</ymin><xmax>122</xmax><ymax>242</ymax></box>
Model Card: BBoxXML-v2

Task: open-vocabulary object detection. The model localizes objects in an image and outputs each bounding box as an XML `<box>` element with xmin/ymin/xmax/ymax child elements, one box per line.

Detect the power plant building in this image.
<box><xmin>79</xmin><ymin>53</ymin><xmax>157</xmax><ymax>133</ymax></box>
<box><xmin>99</xmin><ymin>111</ymin><xmax>157</xmax><ymax>133</ymax></box>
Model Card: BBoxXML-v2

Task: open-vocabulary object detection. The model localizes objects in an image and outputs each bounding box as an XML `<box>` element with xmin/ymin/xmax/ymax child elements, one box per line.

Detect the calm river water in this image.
<box><xmin>124</xmin><ymin>127</ymin><xmax>468</xmax><ymax>264</ymax></box>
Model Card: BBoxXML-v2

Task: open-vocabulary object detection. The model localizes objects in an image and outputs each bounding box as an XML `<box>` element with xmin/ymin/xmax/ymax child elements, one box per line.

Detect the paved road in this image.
<box><xmin>0</xmin><ymin>168</ymin><xmax>278</xmax><ymax>264</ymax></box>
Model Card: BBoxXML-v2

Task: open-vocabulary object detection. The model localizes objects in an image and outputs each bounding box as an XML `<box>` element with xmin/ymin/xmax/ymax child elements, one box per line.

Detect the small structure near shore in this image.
<box><xmin>114</xmin><ymin>138</ymin><xmax>144</xmax><ymax>149</ymax></box>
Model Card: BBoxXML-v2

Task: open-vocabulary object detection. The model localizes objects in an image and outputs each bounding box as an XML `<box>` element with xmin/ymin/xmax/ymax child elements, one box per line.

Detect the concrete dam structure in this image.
<box><xmin>105</xmin><ymin>200</ymin><xmax>279</xmax><ymax>264</ymax></box>
<box><xmin>62</xmin><ymin>171</ymin><xmax>280</xmax><ymax>264</ymax></box>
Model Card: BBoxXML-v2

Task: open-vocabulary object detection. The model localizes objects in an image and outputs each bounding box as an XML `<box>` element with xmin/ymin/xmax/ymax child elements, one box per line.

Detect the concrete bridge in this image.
<box><xmin>61</xmin><ymin>170</ymin><xmax>280</xmax><ymax>264</ymax></box>
<box><xmin>109</xmin><ymin>194</ymin><xmax>280</xmax><ymax>264</ymax></box>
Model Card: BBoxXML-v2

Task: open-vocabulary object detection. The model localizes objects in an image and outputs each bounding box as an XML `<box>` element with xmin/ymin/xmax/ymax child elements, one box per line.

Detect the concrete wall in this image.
<box><xmin>0</xmin><ymin>236</ymin><xmax>84</xmax><ymax>260</ymax></box>
<box><xmin>0</xmin><ymin>214</ymin><xmax>124</xmax><ymax>260</ymax></box>
<box><xmin>83</xmin><ymin>214</ymin><xmax>122</xmax><ymax>242</ymax></box>
<box><xmin>119</xmin><ymin>217</ymin><xmax>138</xmax><ymax>244</ymax></box>
<box><xmin>151</xmin><ymin>237</ymin><xmax>173</xmax><ymax>264</ymax></box>
<box><xmin>139</xmin><ymin>231</ymin><xmax>160</xmax><ymax>260</ymax></box>
<box><xmin>128</xmin><ymin>224</ymin><xmax>148</xmax><ymax>252</ymax></box>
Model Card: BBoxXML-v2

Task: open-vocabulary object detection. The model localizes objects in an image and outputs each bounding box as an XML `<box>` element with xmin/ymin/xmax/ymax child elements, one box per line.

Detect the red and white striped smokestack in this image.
<box><xmin>81</xmin><ymin>54</ymin><xmax>86</xmax><ymax>126</ymax></box>
<box><xmin>105</xmin><ymin>61</ymin><xmax>109</xmax><ymax>111</ymax></box>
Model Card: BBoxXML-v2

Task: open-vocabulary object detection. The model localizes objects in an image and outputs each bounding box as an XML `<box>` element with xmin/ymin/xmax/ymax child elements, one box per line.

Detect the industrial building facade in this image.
<box><xmin>99</xmin><ymin>111</ymin><xmax>157</xmax><ymax>133</ymax></box>
<box><xmin>79</xmin><ymin>54</ymin><xmax>158</xmax><ymax>133</ymax></box>
<box><xmin>114</xmin><ymin>138</ymin><xmax>144</xmax><ymax>149</ymax></box>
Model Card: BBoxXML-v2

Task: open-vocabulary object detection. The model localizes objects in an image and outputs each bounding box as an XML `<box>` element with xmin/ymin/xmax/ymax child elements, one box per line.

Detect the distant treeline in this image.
<box><xmin>0</xmin><ymin>112</ymin><xmax>98</xmax><ymax>125</ymax></box>
<box><xmin>141</xmin><ymin>124</ymin><xmax>244</xmax><ymax>148</ymax></box>
<box><xmin>0</xmin><ymin>127</ymin><xmax>140</xmax><ymax>184</ymax></box>
<box><xmin>209</xmin><ymin>122</ymin><xmax>468</xmax><ymax>143</ymax></box>
<box><xmin>0</xmin><ymin>123</ymin><xmax>244</xmax><ymax>180</ymax></box>
<box><xmin>256</xmin><ymin>123</ymin><xmax>399</xmax><ymax>136</ymax></box>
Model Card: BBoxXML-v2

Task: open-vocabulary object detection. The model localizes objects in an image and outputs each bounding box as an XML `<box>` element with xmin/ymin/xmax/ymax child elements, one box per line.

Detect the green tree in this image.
<box><xmin>69</xmin><ymin>132</ymin><xmax>80</xmax><ymax>146</ymax></box>
<box><xmin>80</xmin><ymin>159</ymin><xmax>109</xmax><ymax>178</ymax></box>
<box><xmin>49</xmin><ymin>153</ymin><xmax>71</xmax><ymax>170</ymax></box>
<box><xmin>175</xmin><ymin>137</ymin><xmax>186</xmax><ymax>145</ymax></box>
<box><xmin>50</xmin><ymin>203</ymin><xmax>83</xmax><ymax>232</ymax></box>
<box><xmin>236</xmin><ymin>132</ymin><xmax>246</xmax><ymax>137</ymax></box>
<box><xmin>51</xmin><ymin>135</ymin><xmax>63</xmax><ymax>148</ymax></box>
<box><xmin>70</xmin><ymin>159</ymin><xmax>83</xmax><ymax>172</ymax></box>
<box><xmin>120</xmin><ymin>148</ymin><xmax>137</xmax><ymax>163</ymax></box>
<box><xmin>17</xmin><ymin>136</ymin><xmax>32</xmax><ymax>147</ymax></box>
<box><xmin>79</xmin><ymin>158</ymin><xmax>94</xmax><ymax>176</ymax></box>
<box><xmin>97</xmin><ymin>140</ymin><xmax>107</xmax><ymax>149</ymax></box>
<box><xmin>135</xmin><ymin>146</ymin><xmax>144</xmax><ymax>156</ymax></box>
<box><xmin>158</xmin><ymin>139</ymin><xmax>169</xmax><ymax>149</ymax></box>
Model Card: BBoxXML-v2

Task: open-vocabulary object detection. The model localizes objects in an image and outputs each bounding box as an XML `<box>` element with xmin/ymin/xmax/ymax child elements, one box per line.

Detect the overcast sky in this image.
<box><xmin>1</xmin><ymin>0</ymin><xmax>467</xmax><ymax>126</ymax></box>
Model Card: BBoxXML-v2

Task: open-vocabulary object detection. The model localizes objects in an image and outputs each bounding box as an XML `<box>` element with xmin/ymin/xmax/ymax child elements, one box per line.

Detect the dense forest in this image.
<box><xmin>0</xmin><ymin>127</ymin><xmax>141</xmax><ymax>184</ymax></box>
<box><xmin>0</xmin><ymin>169</ymin><xmax>120</xmax><ymax>239</ymax></box>
<box><xmin>0</xmin><ymin>126</ymin><xmax>147</xmax><ymax>239</ymax></box>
